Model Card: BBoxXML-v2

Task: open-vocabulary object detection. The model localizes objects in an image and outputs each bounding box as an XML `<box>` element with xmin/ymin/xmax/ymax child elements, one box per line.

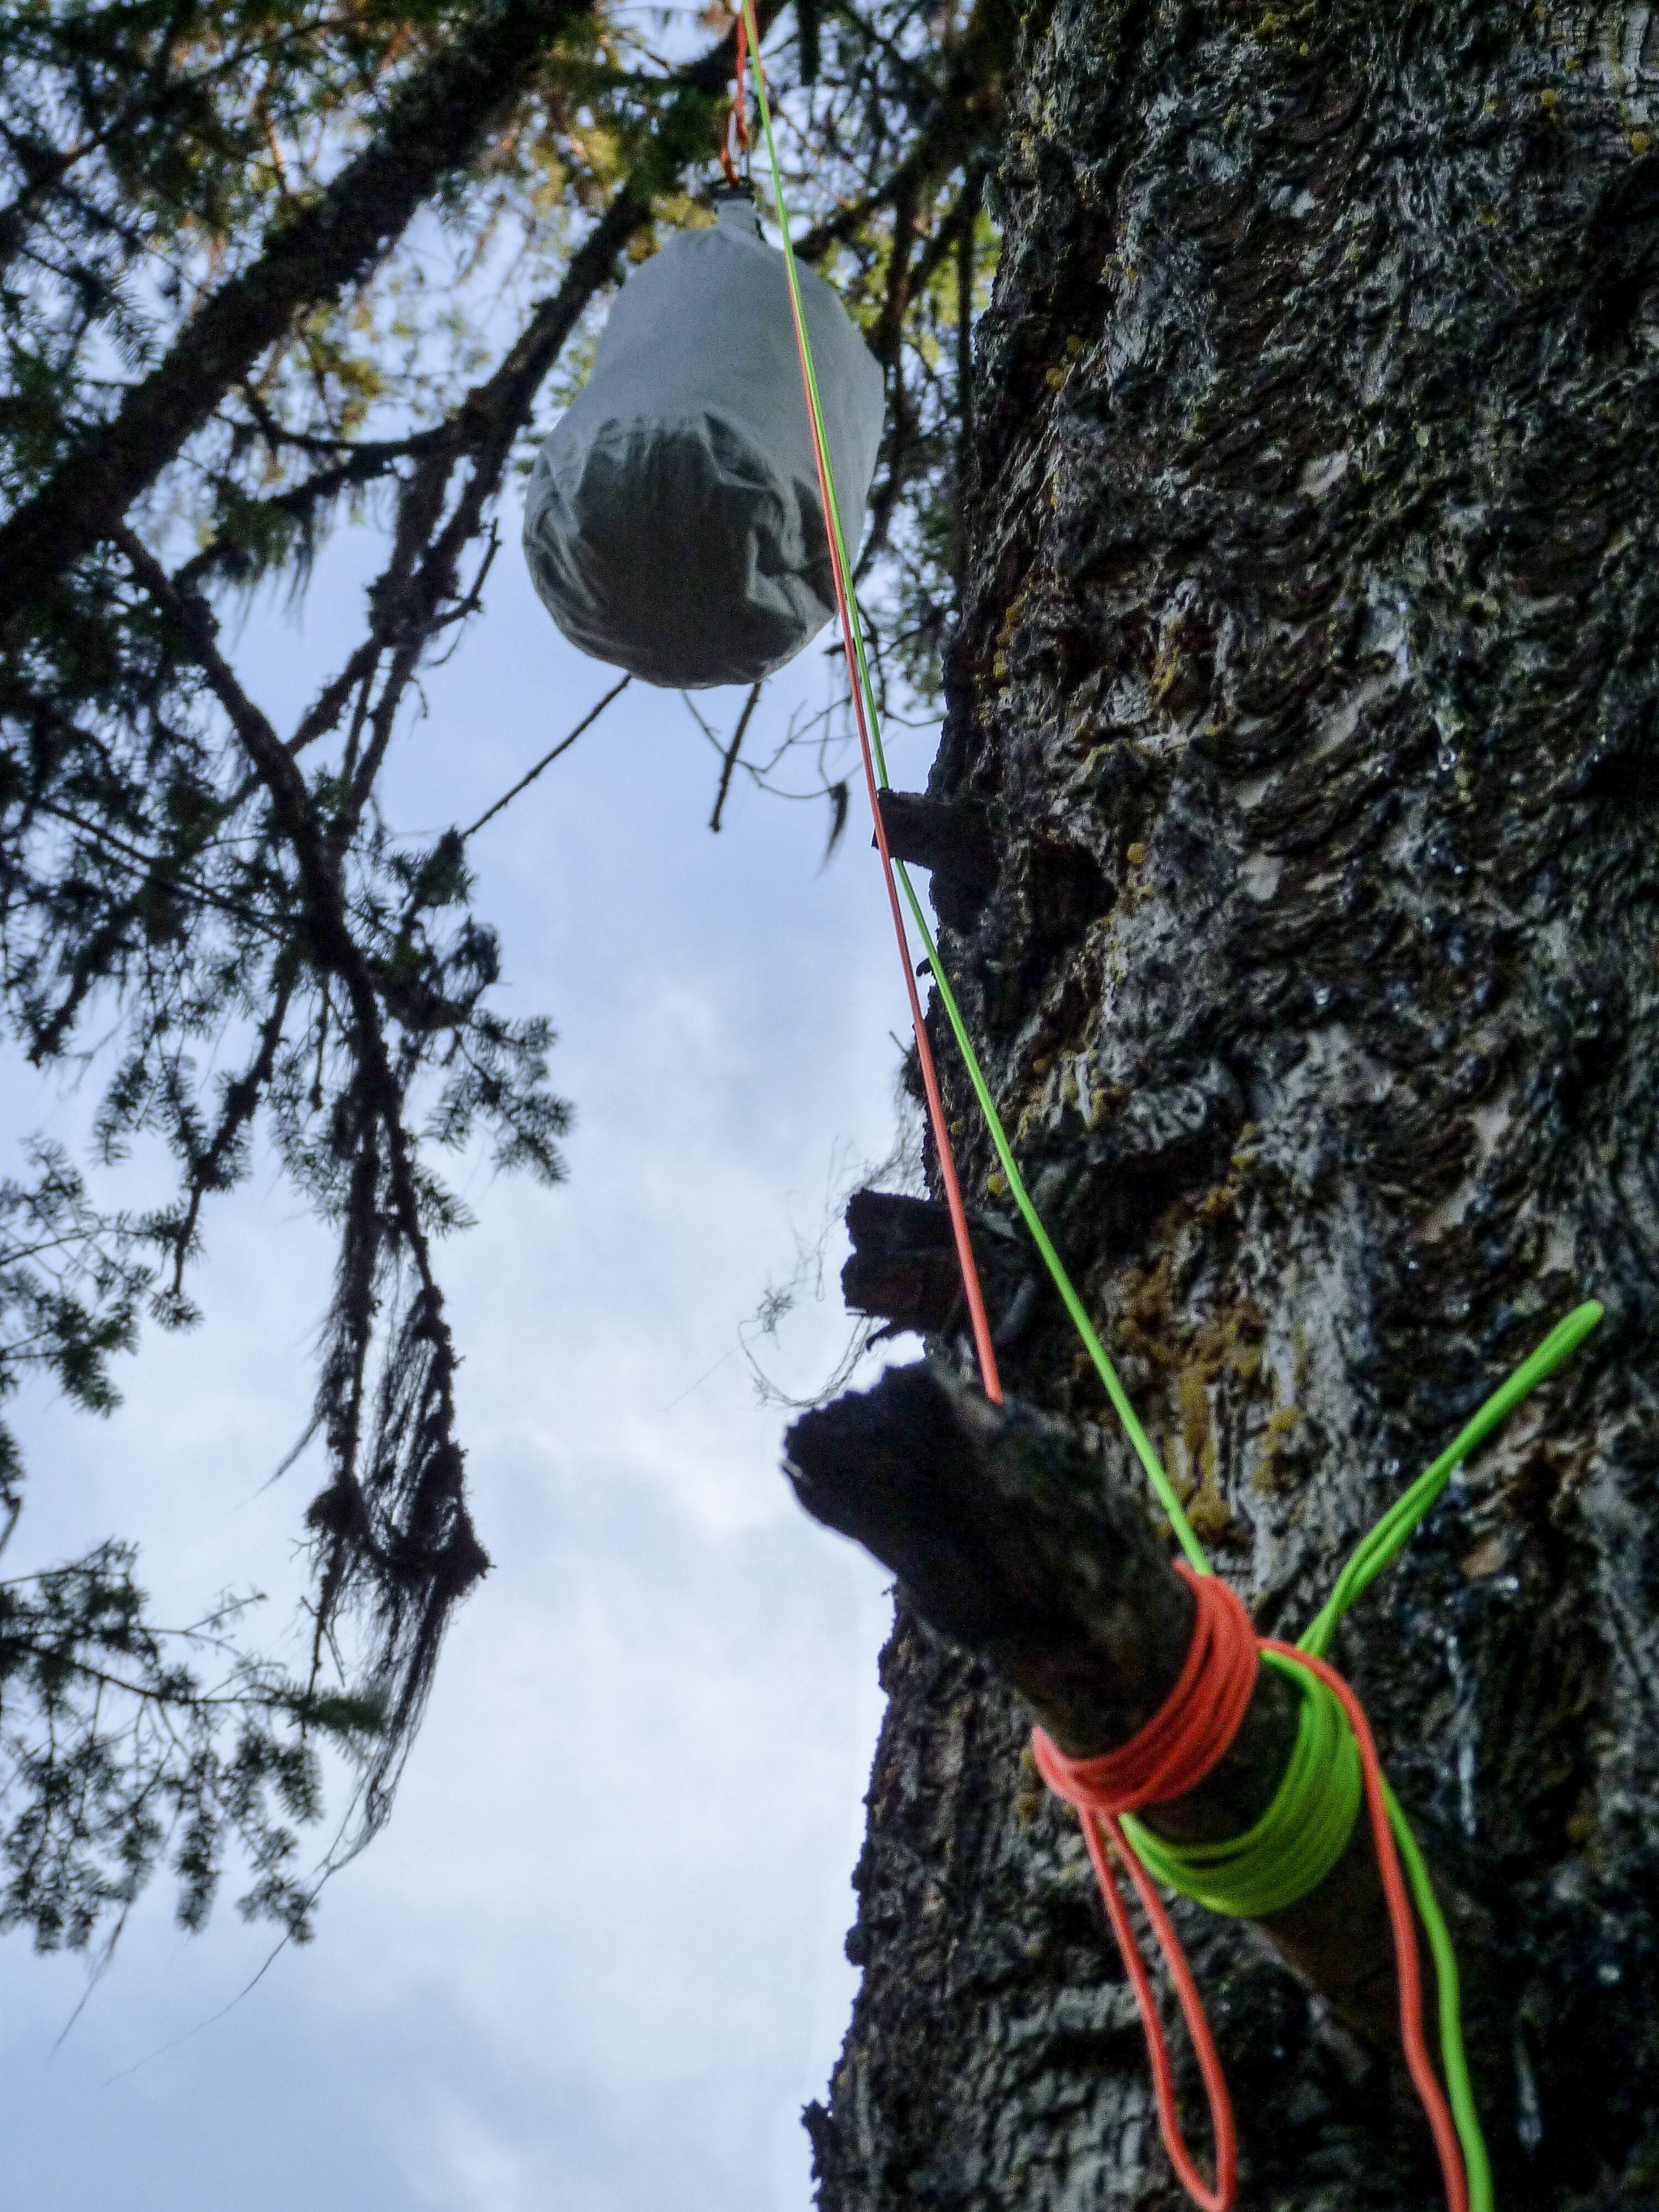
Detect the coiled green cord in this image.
<box><xmin>1122</xmin><ymin>1654</ymin><xmax>1363</xmax><ymax>1919</ymax></box>
<box><xmin>1123</xmin><ymin>1283</ymin><xmax>1593</xmax><ymax>2212</ymax></box>
<box><xmin>1128</xmin><ymin>1305</ymin><xmax>1604</xmax><ymax>1916</ymax></box>
<box><xmin>740</xmin><ymin>24</ymin><xmax>1602</xmax><ymax>2206</ymax></box>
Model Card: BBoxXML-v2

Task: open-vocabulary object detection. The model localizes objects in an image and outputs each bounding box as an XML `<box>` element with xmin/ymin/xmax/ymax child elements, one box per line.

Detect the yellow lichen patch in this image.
<box><xmin>1195</xmin><ymin>1178</ymin><xmax>1239</xmax><ymax>1225</ymax></box>
<box><xmin>1176</xmin><ymin>1369</ymin><xmax>1235</xmax><ymax>1538</ymax></box>
<box><xmin>1014</xmin><ymin>1745</ymin><xmax>1048</xmax><ymax>1827</ymax></box>
<box><xmin>1108</xmin><ymin>1221</ymin><xmax>1270</xmax><ymax>1540</ymax></box>
<box><xmin>1178</xmin><ymin>1364</ymin><xmax>1217</xmax><ymax>1485</ymax></box>
<box><xmin>1187</xmin><ymin>1485</ymin><xmax>1237</xmax><ymax>1543</ymax></box>
<box><xmin>1564</xmin><ymin>1790</ymin><xmax>1598</xmax><ymax>1848</ymax></box>
<box><xmin>1216</xmin><ymin>1311</ymin><xmax>1265</xmax><ymax>1387</ymax></box>
<box><xmin>1120</xmin><ymin>1246</ymin><xmax>1180</xmax><ymax>1370</ymax></box>
<box><xmin>994</xmin><ymin>574</ymin><xmax>1035</xmax><ymax>667</ymax></box>
<box><xmin>1252</xmin><ymin>1404</ymin><xmax>1303</xmax><ymax>1494</ymax></box>
<box><xmin>1087</xmin><ymin>1081</ymin><xmax>1127</xmax><ymax>1132</ymax></box>
<box><xmin>1149</xmin><ymin>632</ymin><xmax>1183</xmax><ymax>707</ymax></box>
<box><xmin>1190</xmin><ymin>1308</ymin><xmax>1264</xmax><ymax>1392</ymax></box>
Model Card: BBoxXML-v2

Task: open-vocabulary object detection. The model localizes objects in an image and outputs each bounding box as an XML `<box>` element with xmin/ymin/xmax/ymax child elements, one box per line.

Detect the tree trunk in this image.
<box><xmin>802</xmin><ymin>5</ymin><xmax>1659</xmax><ymax>2208</ymax></box>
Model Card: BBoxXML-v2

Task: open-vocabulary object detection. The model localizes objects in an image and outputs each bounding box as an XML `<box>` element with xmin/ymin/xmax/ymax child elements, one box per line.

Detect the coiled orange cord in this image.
<box><xmin>1030</xmin><ymin>1568</ymin><xmax>1254</xmax><ymax>2210</ymax></box>
<box><xmin>1034</xmin><ymin>1567</ymin><xmax>1469</xmax><ymax>2212</ymax></box>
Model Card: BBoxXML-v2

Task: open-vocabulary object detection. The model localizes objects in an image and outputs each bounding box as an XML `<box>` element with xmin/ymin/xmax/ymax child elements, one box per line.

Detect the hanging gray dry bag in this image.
<box><xmin>522</xmin><ymin>194</ymin><xmax>885</xmax><ymax>690</ymax></box>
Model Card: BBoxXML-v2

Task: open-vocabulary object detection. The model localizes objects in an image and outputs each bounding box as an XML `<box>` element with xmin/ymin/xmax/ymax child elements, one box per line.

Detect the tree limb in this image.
<box><xmin>0</xmin><ymin>0</ymin><xmax>597</xmax><ymax>612</ymax></box>
<box><xmin>784</xmin><ymin>1360</ymin><xmax>1452</xmax><ymax>2048</ymax></box>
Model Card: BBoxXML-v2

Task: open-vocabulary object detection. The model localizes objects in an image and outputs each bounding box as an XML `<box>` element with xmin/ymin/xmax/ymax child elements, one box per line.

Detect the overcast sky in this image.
<box><xmin>0</xmin><ymin>486</ymin><xmax>940</xmax><ymax>2210</ymax></box>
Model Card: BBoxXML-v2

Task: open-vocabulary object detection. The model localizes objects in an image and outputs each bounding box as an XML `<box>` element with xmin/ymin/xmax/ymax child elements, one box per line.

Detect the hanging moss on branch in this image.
<box><xmin>0</xmin><ymin>0</ymin><xmax>1016</xmax><ymax>1951</ymax></box>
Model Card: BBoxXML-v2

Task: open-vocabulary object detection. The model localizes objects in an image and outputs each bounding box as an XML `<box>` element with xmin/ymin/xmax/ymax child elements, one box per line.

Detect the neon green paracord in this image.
<box><xmin>1122</xmin><ymin>1655</ymin><xmax>1363</xmax><ymax>1920</ymax></box>
<box><xmin>1127</xmin><ymin>1301</ymin><xmax>1605</xmax><ymax>1917</ymax></box>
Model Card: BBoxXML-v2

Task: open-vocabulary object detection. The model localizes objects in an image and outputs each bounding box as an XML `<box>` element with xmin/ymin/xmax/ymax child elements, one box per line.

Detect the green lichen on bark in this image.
<box><xmin>810</xmin><ymin>2</ymin><xmax>1659</xmax><ymax>2206</ymax></box>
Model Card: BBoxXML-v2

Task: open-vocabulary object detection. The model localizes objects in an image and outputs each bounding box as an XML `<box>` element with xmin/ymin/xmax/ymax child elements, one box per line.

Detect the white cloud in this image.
<box><xmin>2</xmin><ymin>526</ymin><xmax>927</xmax><ymax>2212</ymax></box>
<box><xmin>413</xmin><ymin>2097</ymin><xmax>546</xmax><ymax>2212</ymax></box>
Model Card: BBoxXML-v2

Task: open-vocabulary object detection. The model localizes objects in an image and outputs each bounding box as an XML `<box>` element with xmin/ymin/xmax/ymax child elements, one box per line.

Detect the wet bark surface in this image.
<box><xmin>804</xmin><ymin>3</ymin><xmax>1659</xmax><ymax>2207</ymax></box>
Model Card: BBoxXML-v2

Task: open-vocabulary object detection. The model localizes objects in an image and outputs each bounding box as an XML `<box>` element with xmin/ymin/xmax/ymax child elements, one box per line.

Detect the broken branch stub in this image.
<box><xmin>873</xmin><ymin>788</ymin><xmax>998</xmax><ymax>928</ymax></box>
<box><xmin>784</xmin><ymin>1362</ymin><xmax>1299</xmax><ymax>1807</ymax></box>
<box><xmin>784</xmin><ymin>1361</ymin><xmax>1425</xmax><ymax>2047</ymax></box>
<box><xmin>842</xmin><ymin>1188</ymin><xmax>1037</xmax><ymax>1349</ymax></box>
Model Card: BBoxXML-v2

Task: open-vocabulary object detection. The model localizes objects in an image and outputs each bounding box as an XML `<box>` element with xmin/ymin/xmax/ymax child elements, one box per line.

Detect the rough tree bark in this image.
<box><xmin>797</xmin><ymin>4</ymin><xmax>1659</xmax><ymax>2209</ymax></box>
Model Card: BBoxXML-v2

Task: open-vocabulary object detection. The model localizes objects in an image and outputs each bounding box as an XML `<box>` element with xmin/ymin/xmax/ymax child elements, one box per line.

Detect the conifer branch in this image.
<box><xmin>0</xmin><ymin>0</ymin><xmax>597</xmax><ymax>611</ymax></box>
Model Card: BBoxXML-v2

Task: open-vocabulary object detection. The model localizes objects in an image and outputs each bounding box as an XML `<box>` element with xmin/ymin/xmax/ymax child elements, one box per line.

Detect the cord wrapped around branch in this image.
<box><xmin>784</xmin><ymin>1359</ymin><xmax>1466</xmax><ymax>2049</ymax></box>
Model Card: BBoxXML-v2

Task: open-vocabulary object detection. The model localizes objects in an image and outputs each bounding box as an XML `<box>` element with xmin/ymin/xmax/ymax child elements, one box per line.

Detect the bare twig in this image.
<box><xmin>709</xmin><ymin>680</ymin><xmax>765</xmax><ymax>833</ymax></box>
<box><xmin>463</xmin><ymin>673</ymin><xmax>632</xmax><ymax>837</ymax></box>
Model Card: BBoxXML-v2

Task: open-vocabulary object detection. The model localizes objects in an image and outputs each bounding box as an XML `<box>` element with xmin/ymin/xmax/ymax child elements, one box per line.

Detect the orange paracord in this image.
<box><xmin>1034</xmin><ymin>1567</ymin><xmax>1470</xmax><ymax>2212</ymax></box>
